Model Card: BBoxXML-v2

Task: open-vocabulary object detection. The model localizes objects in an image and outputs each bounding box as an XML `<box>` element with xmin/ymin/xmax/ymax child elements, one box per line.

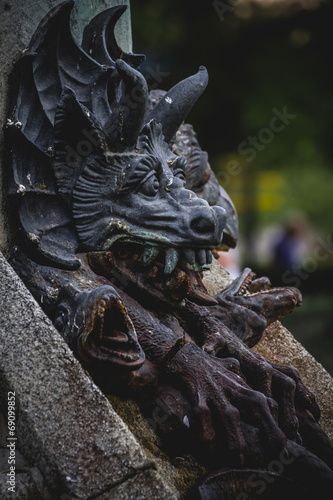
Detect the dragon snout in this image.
<box><xmin>211</xmin><ymin>206</ymin><xmax>227</xmax><ymax>243</ymax></box>
<box><xmin>189</xmin><ymin>205</ymin><xmax>226</xmax><ymax>246</ymax></box>
<box><xmin>190</xmin><ymin>213</ymin><xmax>215</xmax><ymax>234</ymax></box>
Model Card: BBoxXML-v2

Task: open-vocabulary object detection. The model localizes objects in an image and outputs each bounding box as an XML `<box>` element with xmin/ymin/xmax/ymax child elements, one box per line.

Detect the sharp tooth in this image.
<box><xmin>206</xmin><ymin>250</ymin><xmax>213</xmax><ymax>264</ymax></box>
<box><xmin>142</xmin><ymin>246</ymin><xmax>159</xmax><ymax>265</ymax></box>
<box><xmin>182</xmin><ymin>249</ymin><xmax>195</xmax><ymax>266</ymax></box>
<box><xmin>197</xmin><ymin>249</ymin><xmax>207</xmax><ymax>266</ymax></box>
<box><xmin>164</xmin><ymin>248</ymin><xmax>179</xmax><ymax>275</ymax></box>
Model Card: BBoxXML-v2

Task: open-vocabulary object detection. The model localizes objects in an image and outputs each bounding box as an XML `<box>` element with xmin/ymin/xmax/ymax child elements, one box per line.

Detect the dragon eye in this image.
<box><xmin>140</xmin><ymin>172</ymin><xmax>159</xmax><ymax>197</ymax></box>
<box><xmin>171</xmin><ymin>156</ymin><xmax>187</xmax><ymax>185</ymax></box>
<box><xmin>174</xmin><ymin>168</ymin><xmax>186</xmax><ymax>184</ymax></box>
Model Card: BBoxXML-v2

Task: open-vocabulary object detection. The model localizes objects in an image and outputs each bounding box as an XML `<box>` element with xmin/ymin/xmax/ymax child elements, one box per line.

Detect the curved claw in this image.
<box><xmin>161</xmin><ymin>342</ymin><xmax>288</xmax><ymax>461</ymax></box>
<box><xmin>271</xmin><ymin>369</ymin><xmax>300</xmax><ymax>440</ymax></box>
<box><xmin>193</xmin><ymin>398</ymin><xmax>216</xmax><ymax>450</ymax></box>
<box><xmin>272</xmin><ymin>364</ymin><xmax>321</xmax><ymax>422</ymax></box>
<box><xmin>213</xmin><ymin>401</ymin><xmax>247</xmax><ymax>465</ymax></box>
<box><xmin>296</xmin><ymin>409</ymin><xmax>333</xmax><ymax>472</ymax></box>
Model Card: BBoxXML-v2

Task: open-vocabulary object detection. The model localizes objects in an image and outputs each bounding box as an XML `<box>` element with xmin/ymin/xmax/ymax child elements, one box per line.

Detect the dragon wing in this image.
<box><xmin>81</xmin><ymin>5</ymin><xmax>145</xmax><ymax>68</ymax></box>
<box><xmin>7</xmin><ymin>0</ymin><xmax>141</xmax><ymax>268</ymax></box>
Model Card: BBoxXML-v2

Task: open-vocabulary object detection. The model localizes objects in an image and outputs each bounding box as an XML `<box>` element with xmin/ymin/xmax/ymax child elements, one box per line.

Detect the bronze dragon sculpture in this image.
<box><xmin>6</xmin><ymin>1</ymin><xmax>333</xmax><ymax>497</ymax></box>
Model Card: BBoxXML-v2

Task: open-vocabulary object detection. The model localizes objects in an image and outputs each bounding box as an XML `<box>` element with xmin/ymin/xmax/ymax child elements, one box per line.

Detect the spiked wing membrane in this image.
<box><xmin>7</xmin><ymin>1</ymin><xmax>140</xmax><ymax>267</ymax></box>
<box><xmin>81</xmin><ymin>5</ymin><xmax>145</xmax><ymax>68</ymax></box>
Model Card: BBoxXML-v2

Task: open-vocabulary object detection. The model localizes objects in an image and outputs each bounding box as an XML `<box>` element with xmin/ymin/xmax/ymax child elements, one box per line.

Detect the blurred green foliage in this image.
<box><xmin>131</xmin><ymin>0</ymin><xmax>333</xmax><ymax>246</ymax></box>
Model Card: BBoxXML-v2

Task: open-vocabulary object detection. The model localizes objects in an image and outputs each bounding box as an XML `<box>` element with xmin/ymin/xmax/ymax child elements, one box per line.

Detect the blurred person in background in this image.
<box><xmin>272</xmin><ymin>215</ymin><xmax>310</xmax><ymax>274</ymax></box>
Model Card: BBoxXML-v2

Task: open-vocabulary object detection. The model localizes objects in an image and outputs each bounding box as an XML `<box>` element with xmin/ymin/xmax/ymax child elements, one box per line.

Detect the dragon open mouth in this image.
<box><xmin>230</xmin><ymin>268</ymin><xmax>302</xmax><ymax>305</ymax></box>
<box><xmin>88</xmin><ymin>239</ymin><xmax>219</xmax><ymax>307</ymax></box>
<box><xmin>78</xmin><ymin>294</ymin><xmax>145</xmax><ymax>370</ymax></box>
<box><xmin>229</xmin><ymin>268</ymin><xmax>266</xmax><ymax>296</ymax></box>
<box><xmin>101</xmin><ymin>232</ymin><xmax>214</xmax><ymax>275</ymax></box>
<box><xmin>218</xmin><ymin>267</ymin><xmax>302</xmax><ymax>328</ymax></box>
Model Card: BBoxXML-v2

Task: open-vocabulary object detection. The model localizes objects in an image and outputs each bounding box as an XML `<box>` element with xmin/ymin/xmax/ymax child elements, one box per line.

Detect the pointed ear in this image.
<box><xmin>53</xmin><ymin>87</ymin><xmax>106</xmax><ymax>204</ymax></box>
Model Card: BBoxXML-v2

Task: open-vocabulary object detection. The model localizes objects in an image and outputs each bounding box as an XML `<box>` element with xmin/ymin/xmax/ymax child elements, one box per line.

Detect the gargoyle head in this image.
<box><xmin>53</xmin><ymin>64</ymin><xmax>226</xmax><ymax>276</ymax></box>
<box><xmin>8</xmin><ymin>1</ymin><xmax>226</xmax><ymax>277</ymax></box>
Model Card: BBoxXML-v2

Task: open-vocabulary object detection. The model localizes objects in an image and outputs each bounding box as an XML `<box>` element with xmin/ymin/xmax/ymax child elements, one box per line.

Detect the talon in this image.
<box><xmin>272</xmin><ymin>363</ymin><xmax>321</xmax><ymax>423</ymax></box>
<box><xmin>234</xmin><ymin>388</ymin><xmax>286</xmax><ymax>451</ymax></box>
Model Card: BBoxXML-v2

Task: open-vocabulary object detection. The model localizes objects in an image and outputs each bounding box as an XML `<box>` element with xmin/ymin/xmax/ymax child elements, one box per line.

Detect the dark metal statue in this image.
<box><xmin>6</xmin><ymin>1</ymin><xmax>333</xmax><ymax>497</ymax></box>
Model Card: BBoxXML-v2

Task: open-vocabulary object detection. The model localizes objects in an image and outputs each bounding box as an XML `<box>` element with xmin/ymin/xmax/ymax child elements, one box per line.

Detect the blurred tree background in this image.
<box><xmin>131</xmin><ymin>0</ymin><xmax>333</xmax><ymax>373</ymax></box>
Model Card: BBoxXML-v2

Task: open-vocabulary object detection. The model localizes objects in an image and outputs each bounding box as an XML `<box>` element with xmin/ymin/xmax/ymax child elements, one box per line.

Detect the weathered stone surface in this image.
<box><xmin>0</xmin><ymin>444</ymin><xmax>53</xmax><ymax>500</ymax></box>
<box><xmin>202</xmin><ymin>257</ymin><xmax>232</xmax><ymax>295</ymax></box>
<box><xmin>0</xmin><ymin>251</ymin><xmax>179</xmax><ymax>499</ymax></box>
<box><xmin>254</xmin><ymin>321</ymin><xmax>333</xmax><ymax>442</ymax></box>
<box><xmin>203</xmin><ymin>258</ymin><xmax>333</xmax><ymax>441</ymax></box>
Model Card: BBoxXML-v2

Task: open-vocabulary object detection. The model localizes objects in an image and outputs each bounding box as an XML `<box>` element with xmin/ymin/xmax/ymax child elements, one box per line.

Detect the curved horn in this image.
<box><xmin>146</xmin><ymin>66</ymin><xmax>208</xmax><ymax>143</ymax></box>
<box><xmin>105</xmin><ymin>59</ymin><xmax>148</xmax><ymax>149</ymax></box>
<box><xmin>82</xmin><ymin>5</ymin><xmax>145</xmax><ymax>68</ymax></box>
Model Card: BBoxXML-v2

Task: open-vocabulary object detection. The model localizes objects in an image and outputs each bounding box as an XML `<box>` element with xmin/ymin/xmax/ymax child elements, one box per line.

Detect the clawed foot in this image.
<box><xmin>199</xmin><ymin>324</ymin><xmax>320</xmax><ymax>444</ymax></box>
<box><xmin>153</xmin><ymin>341</ymin><xmax>288</xmax><ymax>465</ymax></box>
<box><xmin>148</xmin><ymin>335</ymin><xmax>324</xmax><ymax>468</ymax></box>
<box><xmin>156</xmin><ymin>283</ymin><xmax>321</xmax><ymax>465</ymax></box>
